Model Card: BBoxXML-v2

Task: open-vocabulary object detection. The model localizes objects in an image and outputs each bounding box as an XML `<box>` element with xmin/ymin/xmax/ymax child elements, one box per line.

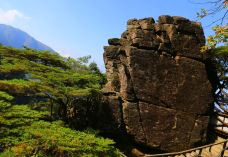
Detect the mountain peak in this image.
<box><xmin>0</xmin><ymin>24</ymin><xmax>54</xmax><ymax>52</ymax></box>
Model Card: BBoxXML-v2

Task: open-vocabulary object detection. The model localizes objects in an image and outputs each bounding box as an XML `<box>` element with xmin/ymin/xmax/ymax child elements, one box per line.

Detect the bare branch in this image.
<box><xmin>193</xmin><ymin>0</ymin><xmax>228</xmax><ymax>26</ymax></box>
<box><xmin>204</xmin><ymin>17</ymin><xmax>224</xmax><ymax>27</ymax></box>
<box><xmin>188</xmin><ymin>0</ymin><xmax>223</xmax><ymax>5</ymax></box>
<box><xmin>221</xmin><ymin>10</ymin><xmax>228</xmax><ymax>24</ymax></box>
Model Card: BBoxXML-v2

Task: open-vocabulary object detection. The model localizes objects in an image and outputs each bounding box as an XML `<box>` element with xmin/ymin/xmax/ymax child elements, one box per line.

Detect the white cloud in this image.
<box><xmin>0</xmin><ymin>9</ymin><xmax>28</xmax><ymax>24</ymax></box>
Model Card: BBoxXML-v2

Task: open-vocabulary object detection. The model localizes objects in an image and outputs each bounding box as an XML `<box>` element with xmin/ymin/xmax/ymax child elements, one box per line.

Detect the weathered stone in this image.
<box><xmin>121</xmin><ymin>30</ymin><xmax>129</xmax><ymax>38</ymax></box>
<box><xmin>103</xmin><ymin>16</ymin><xmax>213</xmax><ymax>152</ymax></box>
<box><xmin>126</xmin><ymin>49</ymin><xmax>212</xmax><ymax>114</ymax></box>
<box><xmin>173</xmin><ymin>34</ymin><xmax>203</xmax><ymax>57</ymax></box>
<box><xmin>158</xmin><ymin>15</ymin><xmax>174</xmax><ymax>24</ymax></box>
<box><xmin>127</xmin><ymin>18</ymin><xmax>141</xmax><ymax>30</ymax></box>
<box><xmin>103</xmin><ymin>45</ymin><xmax>121</xmax><ymax>59</ymax></box>
<box><xmin>108</xmin><ymin>38</ymin><xmax>121</xmax><ymax>46</ymax></box>
<box><xmin>157</xmin><ymin>32</ymin><xmax>170</xmax><ymax>43</ymax></box>
<box><xmin>129</xmin><ymin>29</ymin><xmax>145</xmax><ymax>39</ymax></box>
<box><xmin>118</xmin><ymin>64</ymin><xmax>135</xmax><ymax>101</ymax></box>
<box><xmin>123</xmin><ymin>28</ymin><xmax>158</xmax><ymax>49</ymax></box>
<box><xmin>139</xmin><ymin>18</ymin><xmax>155</xmax><ymax>30</ymax></box>
<box><xmin>158</xmin><ymin>43</ymin><xmax>171</xmax><ymax>52</ymax></box>
<box><xmin>173</xmin><ymin>16</ymin><xmax>191</xmax><ymax>25</ymax></box>
<box><xmin>162</xmin><ymin>24</ymin><xmax>177</xmax><ymax>38</ymax></box>
<box><xmin>123</xmin><ymin>101</ymin><xmax>146</xmax><ymax>143</ymax></box>
<box><xmin>189</xmin><ymin>116</ymin><xmax>209</xmax><ymax>145</ymax></box>
<box><xmin>138</xmin><ymin>102</ymin><xmax>198</xmax><ymax>151</ymax></box>
<box><xmin>154</xmin><ymin>24</ymin><xmax>166</xmax><ymax>33</ymax></box>
<box><xmin>191</xmin><ymin>21</ymin><xmax>206</xmax><ymax>45</ymax></box>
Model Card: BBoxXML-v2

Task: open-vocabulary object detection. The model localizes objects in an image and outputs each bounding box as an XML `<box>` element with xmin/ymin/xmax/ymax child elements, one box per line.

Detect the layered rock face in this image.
<box><xmin>103</xmin><ymin>15</ymin><xmax>214</xmax><ymax>152</ymax></box>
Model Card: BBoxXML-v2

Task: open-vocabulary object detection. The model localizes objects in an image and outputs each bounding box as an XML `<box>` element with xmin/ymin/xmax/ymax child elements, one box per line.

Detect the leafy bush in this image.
<box><xmin>0</xmin><ymin>121</ymin><xmax>119</xmax><ymax>157</ymax></box>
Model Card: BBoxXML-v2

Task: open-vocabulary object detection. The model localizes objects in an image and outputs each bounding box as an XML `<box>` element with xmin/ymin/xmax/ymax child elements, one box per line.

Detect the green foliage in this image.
<box><xmin>210</xmin><ymin>46</ymin><xmax>228</xmax><ymax>57</ymax></box>
<box><xmin>0</xmin><ymin>45</ymin><xmax>119</xmax><ymax>156</ymax></box>
<box><xmin>196</xmin><ymin>0</ymin><xmax>228</xmax><ymax>51</ymax></box>
<box><xmin>0</xmin><ymin>91</ymin><xmax>13</xmax><ymax>101</ymax></box>
<box><xmin>0</xmin><ymin>100</ymin><xmax>11</xmax><ymax>111</ymax></box>
<box><xmin>0</xmin><ymin>45</ymin><xmax>104</xmax><ymax>112</ymax></box>
<box><xmin>201</xmin><ymin>24</ymin><xmax>228</xmax><ymax>52</ymax></box>
<box><xmin>0</xmin><ymin>92</ymin><xmax>13</xmax><ymax>111</ymax></box>
<box><xmin>89</xmin><ymin>62</ymin><xmax>101</xmax><ymax>74</ymax></box>
<box><xmin>197</xmin><ymin>8</ymin><xmax>208</xmax><ymax>18</ymax></box>
<box><xmin>66</xmin><ymin>56</ymin><xmax>92</xmax><ymax>72</ymax></box>
<box><xmin>0</xmin><ymin>104</ymin><xmax>49</xmax><ymax>147</ymax></box>
<box><xmin>78</xmin><ymin>55</ymin><xmax>91</xmax><ymax>64</ymax></box>
<box><xmin>0</xmin><ymin>105</ymin><xmax>119</xmax><ymax>157</ymax></box>
<box><xmin>0</xmin><ymin>120</ymin><xmax>119</xmax><ymax>157</ymax></box>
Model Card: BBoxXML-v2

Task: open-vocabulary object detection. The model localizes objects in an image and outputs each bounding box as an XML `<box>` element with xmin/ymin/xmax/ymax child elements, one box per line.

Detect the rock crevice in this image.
<box><xmin>103</xmin><ymin>15</ymin><xmax>213</xmax><ymax>152</ymax></box>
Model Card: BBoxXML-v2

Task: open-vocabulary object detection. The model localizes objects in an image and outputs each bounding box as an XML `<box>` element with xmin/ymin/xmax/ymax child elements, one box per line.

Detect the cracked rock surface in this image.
<box><xmin>102</xmin><ymin>15</ymin><xmax>213</xmax><ymax>152</ymax></box>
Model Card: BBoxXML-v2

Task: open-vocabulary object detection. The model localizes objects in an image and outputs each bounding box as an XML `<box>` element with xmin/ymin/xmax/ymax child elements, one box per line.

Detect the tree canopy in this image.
<box><xmin>195</xmin><ymin>0</ymin><xmax>228</xmax><ymax>112</ymax></box>
<box><xmin>0</xmin><ymin>45</ymin><xmax>120</xmax><ymax>156</ymax></box>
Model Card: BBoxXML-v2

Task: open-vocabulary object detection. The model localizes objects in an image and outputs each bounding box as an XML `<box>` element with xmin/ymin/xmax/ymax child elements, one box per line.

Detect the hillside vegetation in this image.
<box><xmin>0</xmin><ymin>45</ymin><xmax>119</xmax><ymax>157</ymax></box>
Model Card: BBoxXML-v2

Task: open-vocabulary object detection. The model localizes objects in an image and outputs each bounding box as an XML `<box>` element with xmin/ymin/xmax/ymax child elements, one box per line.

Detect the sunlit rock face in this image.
<box><xmin>103</xmin><ymin>15</ymin><xmax>214</xmax><ymax>152</ymax></box>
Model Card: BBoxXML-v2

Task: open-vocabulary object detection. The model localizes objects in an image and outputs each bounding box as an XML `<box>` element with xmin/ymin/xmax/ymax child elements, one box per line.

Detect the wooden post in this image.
<box><xmin>222</xmin><ymin>116</ymin><xmax>225</xmax><ymax>131</ymax></box>
<box><xmin>209</xmin><ymin>146</ymin><xmax>212</xmax><ymax>152</ymax></box>
<box><xmin>198</xmin><ymin>148</ymin><xmax>202</xmax><ymax>156</ymax></box>
<box><xmin>221</xmin><ymin>141</ymin><xmax>227</xmax><ymax>157</ymax></box>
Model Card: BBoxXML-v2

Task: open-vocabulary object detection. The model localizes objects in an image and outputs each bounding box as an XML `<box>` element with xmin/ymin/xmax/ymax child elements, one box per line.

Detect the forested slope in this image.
<box><xmin>0</xmin><ymin>45</ymin><xmax>119</xmax><ymax>157</ymax></box>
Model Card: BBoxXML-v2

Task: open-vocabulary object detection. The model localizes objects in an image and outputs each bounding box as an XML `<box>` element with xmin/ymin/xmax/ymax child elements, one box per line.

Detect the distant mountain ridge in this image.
<box><xmin>0</xmin><ymin>24</ymin><xmax>54</xmax><ymax>52</ymax></box>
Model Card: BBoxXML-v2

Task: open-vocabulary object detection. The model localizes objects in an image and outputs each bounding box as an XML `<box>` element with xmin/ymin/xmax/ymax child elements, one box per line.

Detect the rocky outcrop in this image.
<box><xmin>103</xmin><ymin>15</ymin><xmax>214</xmax><ymax>152</ymax></box>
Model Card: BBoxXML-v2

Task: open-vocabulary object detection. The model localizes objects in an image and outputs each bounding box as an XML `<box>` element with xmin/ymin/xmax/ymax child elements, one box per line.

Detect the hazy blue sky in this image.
<box><xmin>0</xmin><ymin>0</ymin><xmax>215</xmax><ymax>71</ymax></box>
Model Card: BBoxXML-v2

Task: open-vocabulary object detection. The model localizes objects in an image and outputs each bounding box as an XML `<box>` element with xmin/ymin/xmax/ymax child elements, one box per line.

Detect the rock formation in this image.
<box><xmin>103</xmin><ymin>15</ymin><xmax>214</xmax><ymax>152</ymax></box>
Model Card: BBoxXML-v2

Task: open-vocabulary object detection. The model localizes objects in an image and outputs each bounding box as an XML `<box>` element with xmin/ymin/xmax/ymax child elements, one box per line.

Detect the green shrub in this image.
<box><xmin>0</xmin><ymin>120</ymin><xmax>120</xmax><ymax>157</ymax></box>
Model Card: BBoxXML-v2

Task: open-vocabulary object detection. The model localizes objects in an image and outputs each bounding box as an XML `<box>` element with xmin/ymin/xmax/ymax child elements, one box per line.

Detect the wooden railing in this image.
<box><xmin>144</xmin><ymin>139</ymin><xmax>228</xmax><ymax>157</ymax></box>
<box><xmin>213</xmin><ymin>112</ymin><xmax>228</xmax><ymax>138</ymax></box>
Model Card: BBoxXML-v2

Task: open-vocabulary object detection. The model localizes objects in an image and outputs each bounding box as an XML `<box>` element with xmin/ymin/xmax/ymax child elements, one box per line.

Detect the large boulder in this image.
<box><xmin>103</xmin><ymin>15</ymin><xmax>214</xmax><ymax>152</ymax></box>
